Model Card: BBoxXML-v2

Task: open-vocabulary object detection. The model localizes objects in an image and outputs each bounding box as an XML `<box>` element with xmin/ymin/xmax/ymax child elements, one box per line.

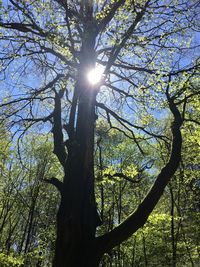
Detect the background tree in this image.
<box><xmin>0</xmin><ymin>0</ymin><xmax>199</xmax><ymax>266</ymax></box>
<box><xmin>0</xmin><ymin>131</ymin><xmax>62</xmax><ymax>266</ymax></box>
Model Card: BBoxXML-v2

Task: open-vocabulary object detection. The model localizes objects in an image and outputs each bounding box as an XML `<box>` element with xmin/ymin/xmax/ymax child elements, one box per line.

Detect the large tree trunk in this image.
<box><xmin>53</xmin><ymin>27</ymin><xmax>102</xmax><ymax>266</ymax></box>
<box><xmin>53</xmin><ymin>101</ymin><xmax>100</xmax><ymax>266</ymax></box>
<box><xmin>53</xmin><ymin>90</ymin><xmax>100</xmax><ymax>266</ymax></box>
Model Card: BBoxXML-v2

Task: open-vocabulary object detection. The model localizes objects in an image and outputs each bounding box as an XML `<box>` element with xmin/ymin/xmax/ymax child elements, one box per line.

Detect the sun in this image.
<box><xmin>87</xmin><ymin>65</ymin><xmax>104</xmax><ymax>85</ymax></box>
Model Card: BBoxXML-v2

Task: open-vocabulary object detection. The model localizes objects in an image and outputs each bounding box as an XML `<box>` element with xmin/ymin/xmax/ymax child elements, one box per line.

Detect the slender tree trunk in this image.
<box><xmin>18</xmin><ymin>215</ymin><xmax>29</xmax><ymax>254</ymax></box>
<box><xmin>24</xmin><ymin>187</ymin><xmax>39</xmax><ymax>253</ymax></box>
<box><xmin>5</xmin><ymin>218</ymin><xmax>18</xmax><ymax>254</ymax></box>
<box><xmin>131</xmin><ymin>237</ymin><xmax>137</xmax><ymax>267</ymax></box>
<box><xmin>170</xmin><ymin>186</ymin><xmax>176</xmax><ymax>267</ymax></box>
<box><xmin>142</xmin><ymin>232</ymin><xmax>148</xmax><ymax>267</ymax></box>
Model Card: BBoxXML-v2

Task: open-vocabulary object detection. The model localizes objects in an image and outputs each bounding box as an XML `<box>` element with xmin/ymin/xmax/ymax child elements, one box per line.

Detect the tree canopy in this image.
<box><xmin>0</xmin><ymin>0</ymin><xmax>199</xmax><ymax>266</ymax></box>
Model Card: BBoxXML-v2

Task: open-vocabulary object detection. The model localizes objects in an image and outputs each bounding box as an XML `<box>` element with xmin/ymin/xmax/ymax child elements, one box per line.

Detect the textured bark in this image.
<box><xmin>52</xmin><ymin>21</ymin><xmax>101</xmax><ymax>265</ymax></box>
<box><xmin>52</xmin><ymin>94</ymin><xmax>101</xmax><ymax>266</ymax></box>
<box><xmin>53</xmin><ymin>89</ymin><xmax>100</xmax><ymax>266</ymax></box>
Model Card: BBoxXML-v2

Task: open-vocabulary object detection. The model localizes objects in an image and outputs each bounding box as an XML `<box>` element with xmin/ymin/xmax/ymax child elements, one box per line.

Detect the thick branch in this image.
<box><xmin>105</xmin><ymin>1</ymin><xmax>150</xmax><ymax>72</ymax></box>
<box><xmin>39</xmin><ymin>45</ymin><xmax>76</xmax><ymax>67</ymax></box>
<box><xmin>96</xmin><ymin>91</ymin><xmax>183</xmax><ymax>253</ymax></box>
<box><xmin>98</xmin><ymin>0</ymin><xmax>126</xmax><ymax>32</ymax></box>
<box><xmin>52</xmin><ymin>92</ymin><xmax>67</xmax><ymax>167</ymax></box>
<box><xmin>43</xmin><ymin>177</ymin><xmax>63</xmax><ymax>195</ymax></box>
<box><xmin>0</xmin><ymin>22</ymin><xmax>47</xmax><ymax>37</ymax></box>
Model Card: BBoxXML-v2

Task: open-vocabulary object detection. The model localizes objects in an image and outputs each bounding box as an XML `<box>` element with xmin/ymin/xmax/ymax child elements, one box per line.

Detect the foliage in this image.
<box><xmin>0</xmin><ymin>0</ymin><xmax>199</xmax><ymax>266</ymax></box>
<box><xmin>0</xmin><ymin>252</ymin><xmax>24</xmax><ymax>267</ymax></box>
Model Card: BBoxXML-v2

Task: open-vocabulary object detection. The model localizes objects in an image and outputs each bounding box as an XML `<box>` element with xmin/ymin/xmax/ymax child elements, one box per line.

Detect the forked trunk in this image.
<box><xmin>53</xmin><ymin>34</ymin><xmax>101</xmax><ymax>265</ymax></box>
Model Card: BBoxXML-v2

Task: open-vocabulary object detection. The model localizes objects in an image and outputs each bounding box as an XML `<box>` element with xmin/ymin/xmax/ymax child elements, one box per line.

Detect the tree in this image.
<box><xmin>0</xmin><ymin>132</ymin><xmax>61</xmax><ymax>266</ymax></box>
<box><xmin>0</xmin><ymin>1</ymin><xmax>199</xmax><ymax>266</ymax></box>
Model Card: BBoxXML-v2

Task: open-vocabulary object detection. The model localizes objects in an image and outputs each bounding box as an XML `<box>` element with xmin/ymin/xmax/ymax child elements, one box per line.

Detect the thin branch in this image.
<box><xmin>105</xmin><ymin>173</ymin><xmax>140</xmax><ymax>184</ymax></box>
<box><xmin>96</xmin><ymin>102</ymin><xmax>169</xmax><ymax>141</ymax></box>
<box><xmin>184</xmin><ymin>119</ymin><xmax>200</xmax><ymax>125</ymax></box>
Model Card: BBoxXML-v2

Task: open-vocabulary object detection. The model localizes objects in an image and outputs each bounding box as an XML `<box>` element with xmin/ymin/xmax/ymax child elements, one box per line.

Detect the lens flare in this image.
<box><xmin>87</xmin><ymin>65</ymin><xmax>104</xmax><ymax>85</ymax></box>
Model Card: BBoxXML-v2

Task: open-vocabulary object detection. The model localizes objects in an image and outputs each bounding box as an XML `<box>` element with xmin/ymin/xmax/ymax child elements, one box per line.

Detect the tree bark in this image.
<box><xmin>52</xmin><ymin>24</ymin><xmax>102</xmax><ymax>265</ymax></box>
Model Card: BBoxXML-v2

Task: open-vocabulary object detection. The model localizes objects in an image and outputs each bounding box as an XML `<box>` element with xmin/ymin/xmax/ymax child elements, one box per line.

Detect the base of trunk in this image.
<box><xmin>53</xmin><ymin>244</ymin><xmax>101</xmax><ymax>267</ymax></box>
